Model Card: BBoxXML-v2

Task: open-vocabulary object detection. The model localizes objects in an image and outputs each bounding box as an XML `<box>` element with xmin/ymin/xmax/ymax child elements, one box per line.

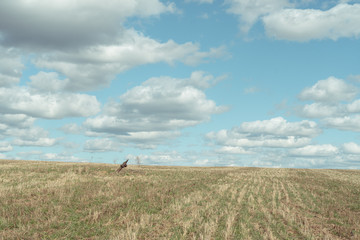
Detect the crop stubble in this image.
<box><xmin>0</xmin><ymin>160</ymin><xmax>359</xmax><ymax>239</ymax></box>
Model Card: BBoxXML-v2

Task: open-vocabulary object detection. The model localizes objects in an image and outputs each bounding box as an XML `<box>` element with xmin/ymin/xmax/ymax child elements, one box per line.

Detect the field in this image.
<box><xmin>1</xmin><ymin>160</ymin><xmax>360</xmax><ymax>239</ymax></box>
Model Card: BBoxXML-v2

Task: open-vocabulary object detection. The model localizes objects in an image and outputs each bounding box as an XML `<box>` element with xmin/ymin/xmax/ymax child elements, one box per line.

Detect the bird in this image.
<box><xmin>116</xmin><ymin>159</ymin><xmax>129</xmax><ymax>173</ymax></box>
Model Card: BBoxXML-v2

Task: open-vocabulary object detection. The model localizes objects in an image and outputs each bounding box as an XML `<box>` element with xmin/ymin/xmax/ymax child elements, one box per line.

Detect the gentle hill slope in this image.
<box><xmin>1</xmin><ymin>160</ymin><xmax>359</xmax><ymax>239</ymax></box>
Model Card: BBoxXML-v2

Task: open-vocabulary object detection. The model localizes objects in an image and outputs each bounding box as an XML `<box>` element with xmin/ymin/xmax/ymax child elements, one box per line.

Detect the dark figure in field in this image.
<box><xmin>116</xmin><ymin>159</ymin><xmax>129</xmax><ymax>173</ymax></box>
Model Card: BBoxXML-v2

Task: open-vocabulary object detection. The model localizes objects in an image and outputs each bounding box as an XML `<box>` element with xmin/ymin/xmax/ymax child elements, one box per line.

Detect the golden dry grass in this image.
<box><xmin>1</xmin><ymin>159</ymin><xmax>359</xmax><ymax>239</ymax></box>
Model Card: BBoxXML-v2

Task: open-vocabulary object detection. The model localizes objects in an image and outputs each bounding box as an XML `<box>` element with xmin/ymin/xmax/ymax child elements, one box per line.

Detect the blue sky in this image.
<box><xmin>1</xmin><ymin>0</ymin><xmax>360</xmax><ymax>168</ymax></box>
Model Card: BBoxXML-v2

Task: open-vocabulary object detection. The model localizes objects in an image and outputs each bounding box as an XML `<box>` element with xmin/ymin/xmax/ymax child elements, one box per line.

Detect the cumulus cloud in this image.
<box><xmin>32</xmin><ymin>29</ymin><xmax>226</xmax><ymax>91</ymax></box>
<box><xmin>298</xmin><ymin>77</ymin><xmax>358</xmax><ymax>102</ymax></box>
<box><xmin>0</xmin><ymin>114</ymin><xmax>35</xmax><ymax>129</ymax></box>
<box><xmin>296</xmin><ymin>77</ymin><xmax>360</xmax><ymax>133</ymax></box>
<box><xmin>298</xmin><ymin>103</ymin><xmax>344</xmax><ymax>118</ymax></box>
<box><xmin>207</xmin><ymin>117</ymin><xmax>320</xmax><ymax>152</ymax></box>
<box><xmin>346</xmin><ymin>99</ymin><xmax>360</xmax><ymax>113</ymax></box>
<box><xmin>60</xmin><ymin>123</ymin><xmax>84</xmax><ymax>135</ymax></box>
<box><xmin>263</xmin><ymin>3</ymin><xmax>360</xmax><ymax>41</ymax></box>
<box><xmin>323</xmin><ymin>115</ymin><xmax>360</xmax><ymax>131</ymax></box>
<box><xmin>289</xmin><ymin>144</ymin><xmax>339</xmax><ymax>157</ymax></box>
<box><xmin>12</xmin><ymin>138</ymin><xmax>56</xmax><ymax>147</ymax></box>
<box><xmin>2</xmin><ymin>125</ymin><xmax>57</xmax><ymax>147</ymax></box>
<box><xmin>0</xmin><ymin>114</ymin><xmax>48</xmax><ymax>147</ymax></box>
<box><xmin>239</xmin><ymin>116</ymin><xmax>320</xmax><ymax>137</ymax></box>
<box><xmin>41</xmin><ymin>153</ymin><xmax>84</xmax><ymax>162</ymax></box>
<box><xmin>84</xmin><ymin>138</ymin><xmax>122</xmax><ymax>152</ymax></box>
<box><xmin>0</xmin><ymin>0</ymin><xmax>175</xmax><ymax>50</ymax></box>
<box><xmin>0</xmin><ymin>47</ymin><xmax>24</xmax><ymax>86</ymax></box>
<box><xmin>115</xmin><ymin>131</ymin><xmax>181</xmax><ymax>149</ymax></box>
<box><xmin>186</xmin><ymin>0</ymin><xmax>213</xmax><ymax>4</ymax></box>
<box><xmin>343</xmin><ymin>142</ymin><xmax>360</xmax><ymax>154</ymax></box>
<box><xmin>215</xmin><ymin>146</ymin><xmax>254</xmax><ymax>154</ymax></box>
<box><xmin>29</xmin><ymin>72</ymin><xmax>69</xmax><ymax>92</ymax></box>
<box><xmin>0</xmin><ymin>142</ymin><xmax>12</xmax><ymax>152</ymax></box>
<box><xmin>0</xmin><ymin>1</ymin><xmax>226</xmax><ymax>92</ymax></box>
<box><xmin>226</xmin><ymin>0</ymin><xmax>291</xmax><ymax>33</ymax></box>
<box><xmin>226</xmin><ymin>1</ymin><xmax>360</xmax><ymax>41</ymax></box>
<box><xmin>298</xmin><ymin>99</ymin><xmax>360</xmax><ymax>119</ymax></box>
<box><xmin>84</xmin><ymin>72</ymin><xmax>226</xmax><ymax>145</ymax></box>
<box><xmin>0</xmin><ymin>87</ymin><xmax>100</xmax><ymax>119</ymax></box>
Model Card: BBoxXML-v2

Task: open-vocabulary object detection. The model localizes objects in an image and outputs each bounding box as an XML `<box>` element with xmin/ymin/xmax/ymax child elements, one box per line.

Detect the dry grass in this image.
<box><xmin>1</xmin><ymin>159</ymin><xmax>359</xmax><ymax>239</ymax></box>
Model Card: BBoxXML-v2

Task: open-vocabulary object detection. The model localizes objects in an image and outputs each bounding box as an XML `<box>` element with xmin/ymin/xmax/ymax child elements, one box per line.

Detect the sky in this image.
<box><xmin>0</xmin><ymin>0</ymin><xmax>360</xmax><ymax>169</ymax></box>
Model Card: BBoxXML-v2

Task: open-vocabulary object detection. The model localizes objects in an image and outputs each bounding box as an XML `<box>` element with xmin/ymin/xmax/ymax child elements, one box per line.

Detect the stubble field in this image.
<box><xmin>1</xmin><ymin>159</ymin><xmax>359</xmax><ymax>239</ymax></box>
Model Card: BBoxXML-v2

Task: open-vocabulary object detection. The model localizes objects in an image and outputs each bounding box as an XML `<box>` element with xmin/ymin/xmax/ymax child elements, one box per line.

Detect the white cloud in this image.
<box><xmin>41</xmin><ymin>152</ymin><xmax>84</xmax><ymax>162</ymax></box>
<box><xmin>0</xmin><ymin>1</ymin><xmax>225</xmax><ymax>92</ymax></box>
<box><xmin>0</xmin><ymin>0</ymin><xmax>175</xmax><ymax>49</ymax></box>
<box><xmin>289</xmin><ymin>144</ymin><xmax>339</xmax><ymax>157</ymax></box>
<box><xmin>114</xmin><ymin>131</ymin><xmax>181</xmax><ymax>149</ymax></box>
<box><xmin>298</xmin><ymin>76</ymin><xmax>358</xmax><ymax>102</ymax></box>
<box><xmin>0</xmin><ymin>47</ymin><xmax>24</xmax><ymax>86</ymax></box>
<box><xmin>84</xmin><ymin>72</ymin><xmax>227</xmax><ymax>143</ymax></box>
<box><xmin>33</xmin><ymin>30</ymin><xmax>227</xmax><ymax>91</ymax></box>
<box><xmin>226</xmin><ymin>0</ymin><xmax>291</xmax><ymax>33</ymax></box>
<box><xmin>0</xmin><ymin>87</ymin><xmax>100</xmax><ymax>119</ymax></box>
<box><xmin>84</xmin><ymin>138</ymin><xmax>122</xmax><ymax>152</ymax></box>
<box><xmin>186</xmin><ymin>0</ymin><xmax>213</xmax><ymax>4</ymax></box>
<box><xmin>0</xmin><ymin>114</ymin><xmax>57</xmax><ymax>148</ymax></box>
<box><xmin>186</xmin><ymin>71</ymin><xmax>227</xmax><ymax>89</ymax></box>
<box><xmin>298</xmin><ymin>103</ymin><xmax>343</xmax><ymax>118</ymax></box>
<box><xmin>239</xmin><ymin>117</ymin><xmax>320</xmax><ymax>137</ymax></box>
<box><xmin>346</xmin><ymin>99</ymin><xmax>360</xmax><ymax>113</ymax></box>
<box><xmin>29</xmin><ymin>72</ymin><xmax>69</xmax><ymax>92</ymax></box>
<box><xmin>207</xmin><ymin>117</ymin><xmax>320</xmax><ymax>152</ymax></box>
<box><xmin>295</xmin><ymin>77</ymin><xmax>360</xmax><ymax>133</ymax></box>
<box><xmin>60</xmin><ymin>123</ymin><xmax>84</xmax><ymax>135</ymax></box>
<box><xmin>343</xmin><ymin>142</ymin><xmax>360</xmax><ymax>154</ymax></box>
<box><xmin>216</xmin><ymin>146</ymin><xmax>254</xmax><ymax>154</ymax></box>
<box><xmin>6</xmin><ymin>126</ymin><xmax>57</xmax><ymax>147</ymax></box>
<box><xmin>225</xmin><ymin>1</ymin><xmax>360</xmax><ymax>41</ymax></box>
<box><xmin>0</xmin><ymin>114</ymin><xmax>35</xmax><ymax>129</ymax></box>
<box><xmin>323</xmin><ymin>115</ymin><xmax>360</xmax><ymax>131</ymax></box>
<box><xmin>12</xmin><ymin>138</ymin><xmax>56</xmax><ymax>147</ymax></box>
<box><xmin>0</xmin><ymin>142</ymin><xmax>12</xmax><ymax>152</ymax></box>
<box><xmin>263</xmin><ymin>3</ymin><xmax>360</xmax><ymax>41</ymax></box>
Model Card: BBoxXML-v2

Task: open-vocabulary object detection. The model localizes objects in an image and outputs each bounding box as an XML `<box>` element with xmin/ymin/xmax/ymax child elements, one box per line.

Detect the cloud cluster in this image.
<box><xmin>84</xmin><ymin>138</ymin><xmax>122</xmax><ymax>152</ymax></box>
<box><xmin>226</xmin><ymin>0</ymin><xmax>290</xmax><ymax>33</ymax></box>
<box><xmin>0</xmin><ymin>47</ymin><xmax>24</xmax><ymax>87</ymax></box>
<box><xmin>207</xmin><ymin>117</ymin><xmax>320</xmax><ymax>154</ymax></box>
<box><xmin>33</xmin><ymin>29</ymin><xmax>226</xmax><ymax>91</ymax></box>
<box><xmin>0</xmin><ymin>86</ymin><xmax>100</xmax><ymax>119</ymax></box>
<box><xmin>83</xmin><ymin>72</ymin><xmax>226</xmax><ymax>150</ymax></box>
<box><xmin>297</xmin><ymin>76</ymin><xmax>360</xmax><ymax>132</ymax></box>
<box><xmin>0</xmin><ymin>0</ymin><xmax>227</xmax><ymax>160</ymax></box>
<box><xmin>0</xmin><ymin>114</ymin><xmax>56</xmax><ymax>148</ymax></box>
<box><xmin>0</xmin><ymin>0</ymin><xmax>175</xmax><ymax>50</ymax></box>
<box><xmin>298</xmin><ymin>77</ymin><xmax>358</xmax><ymax>103</ymax></box>
<box><xmin>206</xmin><ymin>76</ymin><xmax>360</xmax><ymax>168</ymax></box>
<box><xmin>263</xmin><ymin>3</ymin><xmax>360</xmax><ymax>41</ymax></box>
<box><xmin>0</xmin><ymin>1</ymin><xmax>226</xmax><ymax>92</ymax></box>
<box><xmin>226</xmin><ymin>1</ymin><xmax>360</xmax><ymax>41</ymax></box>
